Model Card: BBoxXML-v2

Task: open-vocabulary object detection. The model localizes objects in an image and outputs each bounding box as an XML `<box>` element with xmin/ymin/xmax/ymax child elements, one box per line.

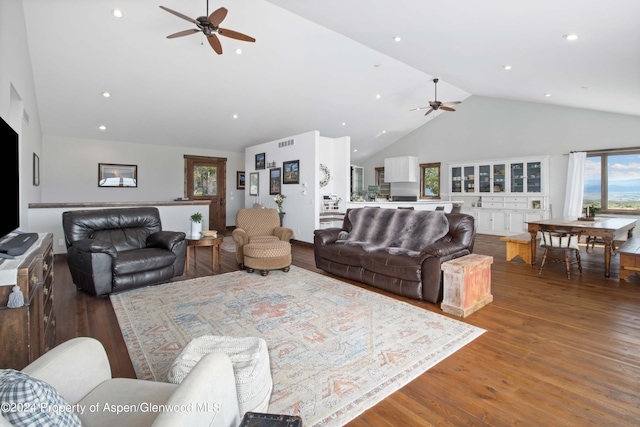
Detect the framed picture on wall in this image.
<box><xmin>237</xmin><ymin>171</ymin><xmax>245</xmax><ymax>190</ymax></box>
<box><xmin>255</xmin><ymin>153</ymin><xmax>265</xmax><ymax>170</ymax></box>
<box><xmin>269</xmin><ymin>168</ymin><xmax>281</xmax><ymax>195</ymax></box>
<box><xmin>249</xmin><ymin>172</ymin><xmax>259</xmax><ymax>196</ymax></box>
<box><xmin>283</xmin><ymin>160</ymin><xmax>299</xmax><ymax>184</ymax></box>
<box><xmin>98</xmin><ymin>163</ymin><xmax>137</xmax><ymax>187</ymax></box>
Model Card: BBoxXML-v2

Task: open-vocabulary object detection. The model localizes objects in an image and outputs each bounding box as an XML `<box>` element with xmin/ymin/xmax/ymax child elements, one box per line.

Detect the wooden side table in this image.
<box><xmin>186</xmin><ymin>236</ymin><xmax>223</xmax><ymax>270</ymax></box>
<box><xmin>441</xmin><ymin>254</ymin><xmax>493</xmax><ymax>318</ymax></box>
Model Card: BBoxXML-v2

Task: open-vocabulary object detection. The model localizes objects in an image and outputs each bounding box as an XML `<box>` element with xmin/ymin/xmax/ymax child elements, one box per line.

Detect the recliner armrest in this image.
<box><xmin>314</xmin><ymin>228</ymin><xmax>343</xmax><ymax>245</ymax></box>
<box><xmin>147</xmin><ymin>231</ymin><xmax>186</xmax><ymax>251</ymax></box>
<box><xmin>419</xmin><ymin>241</ymin><xmax>468</xmax><ymax>260</ymax></box>
<box><xmin>70</xmin><ymin>238</ymin><xmax>117</xmax><ymax>257</ymax></box>
<box><xmin>22</xmin><ymin>337</ymin><xmax>112</xmax><ymax>405</ymax></box>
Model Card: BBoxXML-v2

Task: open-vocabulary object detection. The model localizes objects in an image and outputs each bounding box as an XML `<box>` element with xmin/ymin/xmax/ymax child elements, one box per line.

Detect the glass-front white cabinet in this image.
<box><xmin>350</xmin><ymin>165</ymin><xmax>364</xmax><ymax>198</ymax></box>
<box><xmin>449</xmin><ymin>156</ymin><xmax>550</xmax><ymax>236</ymax></box>
<box><xmin>449</xmin><ymin>157</ymin><xmax>547</xmax><ymax>196</ymax></box>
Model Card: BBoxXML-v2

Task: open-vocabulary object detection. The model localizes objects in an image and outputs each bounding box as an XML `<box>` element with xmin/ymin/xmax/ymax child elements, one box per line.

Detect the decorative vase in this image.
<box><xmin>190</xmin><ymin>221</ymin><xmax>202</xmax><ymax>237</ymax></box>
<box><xmin>278</xmin><ymin>212</ymin><xmax>285</xmax><ymax>227</ymax></box>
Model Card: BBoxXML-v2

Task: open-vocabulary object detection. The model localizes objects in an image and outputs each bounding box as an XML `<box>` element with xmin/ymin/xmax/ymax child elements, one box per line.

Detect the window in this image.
<box><xmin>584</xmin><ymin>149</ymin><xmax>640</xmax><ymax>214</ymax></box>
<box><xmin>420</xmin><ymin>162</ymin><xmax>440</xmax><ymax>199</ymax></box>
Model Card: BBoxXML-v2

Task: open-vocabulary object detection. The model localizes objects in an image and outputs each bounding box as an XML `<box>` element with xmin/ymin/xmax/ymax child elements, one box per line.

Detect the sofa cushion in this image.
<box><xmin>316</xmin><ymin>242</ymin><xmax>367</xmax><ymax>266</ymax></box>
<box><xmin>345</xmin><ymin>208</ymin><xmax>449</xmax><ymax>252</ymax></box>
<box><xmin>0</xmin><ymin>369</ymin><xmax>82</xmax><ymax>427</ymax></box>
<box><xmin>113</xmin><ymin>248</ymin><xmax>176</xmax><ymax>275</ymax></box>
<box><xmin>360</xmin><ymin>250</ymin><xmax>423</xmax><ymax>282</ymax></box>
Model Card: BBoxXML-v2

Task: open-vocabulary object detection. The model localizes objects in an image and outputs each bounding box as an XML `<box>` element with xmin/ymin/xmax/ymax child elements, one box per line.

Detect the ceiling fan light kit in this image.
<box><xmin>410</xmin><ymin>78</ymin><xmax>462</xmax><ymax>116</ymax></box>
<box><xmin>160</xmin><ymin>2</ymin><xmax>255</xmax><ymax>55</ymax></box>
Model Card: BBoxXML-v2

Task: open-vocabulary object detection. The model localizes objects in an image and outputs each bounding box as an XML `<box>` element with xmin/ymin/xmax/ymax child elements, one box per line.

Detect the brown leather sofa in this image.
<box><xmin>62</xmin><ymin>207</ymin><xmax>186</xmax><ymax>296</ymax></box>
<box><xmin>314</xmin><ymin>208</ymin><xmax>476</xmax><ymax>303</ymax></box>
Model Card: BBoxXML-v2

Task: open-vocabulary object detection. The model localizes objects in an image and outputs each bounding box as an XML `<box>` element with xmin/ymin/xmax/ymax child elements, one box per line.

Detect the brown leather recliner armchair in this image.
<box><xmin>62</xmin><ymin>207</ymin><xmax>186</xmax><ymax>296</ymax></box>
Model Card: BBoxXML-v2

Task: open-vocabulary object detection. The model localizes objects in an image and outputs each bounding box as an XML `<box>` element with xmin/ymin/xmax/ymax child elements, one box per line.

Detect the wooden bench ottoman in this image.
<box><xmin>617</xmin><ymin>235</ymin><xmax>640</xmax><ymax>281</ymax></box>
<box><xmin>500</xmin><ymin>232</ymin><xmax>537</xmax><ymax>264</ymax></box>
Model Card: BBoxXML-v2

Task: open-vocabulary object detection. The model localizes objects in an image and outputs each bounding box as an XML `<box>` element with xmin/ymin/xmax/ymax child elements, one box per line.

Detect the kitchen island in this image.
<box><xmin>346</xmin><ymin>200</ymin><xmax>463</xmax><ymax>212</ymax></box>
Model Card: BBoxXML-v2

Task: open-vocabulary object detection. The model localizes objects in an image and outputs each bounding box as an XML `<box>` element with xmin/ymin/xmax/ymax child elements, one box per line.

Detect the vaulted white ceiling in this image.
<box><xmin>22</xmin><ymin>0</ymin><xmax>640</xmax><ymax>163</ymax></box>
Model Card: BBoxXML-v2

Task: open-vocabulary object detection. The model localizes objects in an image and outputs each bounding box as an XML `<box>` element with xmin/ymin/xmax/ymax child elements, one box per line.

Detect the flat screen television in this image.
<box><xmin>0</xmin><ymin>115</ymin><xmax>19</xmax><ymax>240</ymax></box>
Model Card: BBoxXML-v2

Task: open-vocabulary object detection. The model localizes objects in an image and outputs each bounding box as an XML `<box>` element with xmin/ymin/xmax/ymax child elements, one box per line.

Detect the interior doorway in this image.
<box><xmin>184</xmin><ymin>155</ymin><xmax>227</xmax><ymax>233</ymax></box>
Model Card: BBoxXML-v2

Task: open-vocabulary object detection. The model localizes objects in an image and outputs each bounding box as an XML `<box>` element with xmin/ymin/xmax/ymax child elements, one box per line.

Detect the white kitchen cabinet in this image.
<box><xmin>464</xmin><ymin>208</ymin><xmax>550</xmax><ymax>235</ymax></box>
<box><xmin>450</xmin><ymin>156</ymin><xmax>548</xmax><ymax>197</ymax></box>
<box><xmin>477</xmin><ymin>210</ymin><xmax>507</xmax><ymax>233</ymax></box>
<box><xmin>384</xmin><ymin>156</ymin><xmax>418</xmax><ymax>182</ymax></box>
<box><xmin>351</xmin><ymin>165</ymin><xmax>364</xmax><ymax>197</ymax></box>
<box><xmin>450</xmin><ymin>156</ymin><xmax>550</xmax><ymax>235</ymax></box>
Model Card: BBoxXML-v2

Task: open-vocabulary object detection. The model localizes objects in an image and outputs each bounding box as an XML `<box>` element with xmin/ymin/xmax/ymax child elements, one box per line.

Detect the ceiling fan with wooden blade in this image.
<box><xmin>159</xmin><ymin>2</ymin><xmax>255</xmax><ymax>55</ymax></box>
<box><xmin>410</xmin><ymin>78</ymin><xmax>461</xmax><ymax>116</ymax></box>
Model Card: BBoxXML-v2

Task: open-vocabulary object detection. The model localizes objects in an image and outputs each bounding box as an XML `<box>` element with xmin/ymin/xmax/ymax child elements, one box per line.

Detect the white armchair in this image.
<box><xmin>0</xmin><ymin>337</ymin><xmax>240</xmax><ymax>427</ymax></box>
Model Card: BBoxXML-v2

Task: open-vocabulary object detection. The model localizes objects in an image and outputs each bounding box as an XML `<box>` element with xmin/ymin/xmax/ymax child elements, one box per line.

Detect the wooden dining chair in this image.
<box><xmin>538</xmin><ymin>228</ymin><xmax>584</xmax><ymax>279</ymax></box>
<box><xmin>585</xmin><ymin>235</ymin><xmax>616</xmax><ymax>254</ymax></box>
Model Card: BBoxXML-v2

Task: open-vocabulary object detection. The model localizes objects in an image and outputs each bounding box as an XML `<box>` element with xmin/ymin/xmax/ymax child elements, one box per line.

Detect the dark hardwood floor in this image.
<box><xmin>52</xmin><ymin>234</ymin><xmax>640</xmax><ymax>426</ymax></box>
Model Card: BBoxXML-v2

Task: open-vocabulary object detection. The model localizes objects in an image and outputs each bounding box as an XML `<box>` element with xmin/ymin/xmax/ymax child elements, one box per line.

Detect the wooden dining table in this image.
<box><xmin>527</xmin><ymin>216</ymin><xmax>637</xmax><ymax>278</ymax></box>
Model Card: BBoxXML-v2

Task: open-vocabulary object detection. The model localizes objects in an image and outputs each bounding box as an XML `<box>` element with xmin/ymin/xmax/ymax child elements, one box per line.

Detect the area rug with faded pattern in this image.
<box><xmin>110</xmin><ymin>265</ymin><xmax>484</xmax><ymax>426</ymax></box>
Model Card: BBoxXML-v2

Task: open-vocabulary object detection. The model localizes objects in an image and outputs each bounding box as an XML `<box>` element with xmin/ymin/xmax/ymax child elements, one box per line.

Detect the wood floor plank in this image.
<box><xmin>50</xmin><ymin>233</ymin><xmax>640</xmax><ymax>426</ymax></box>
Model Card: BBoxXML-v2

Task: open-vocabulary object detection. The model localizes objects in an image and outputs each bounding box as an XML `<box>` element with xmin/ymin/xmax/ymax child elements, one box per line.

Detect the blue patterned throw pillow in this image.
<box><xmin>0</xmin><ymin>369</ymin><xmax>82</xmax><ymax>427</ymax></box>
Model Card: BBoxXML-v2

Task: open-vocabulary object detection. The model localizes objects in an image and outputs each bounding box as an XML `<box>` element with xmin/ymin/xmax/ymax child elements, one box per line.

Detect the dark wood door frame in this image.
<box><xmin>184</xmin><ymin>155</ymin><xmax>227</xmax><ymax>233</ymax></box>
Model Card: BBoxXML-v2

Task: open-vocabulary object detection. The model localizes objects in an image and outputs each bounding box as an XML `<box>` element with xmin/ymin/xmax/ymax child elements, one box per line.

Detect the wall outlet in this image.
<box><xmin>58</xmin><ymin>238</ymin><xmax>64</xmax><ymax>246</ymax></box>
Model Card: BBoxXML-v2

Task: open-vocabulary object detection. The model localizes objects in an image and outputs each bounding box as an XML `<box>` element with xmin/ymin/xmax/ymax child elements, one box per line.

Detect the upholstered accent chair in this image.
<box><xmin>0</xmin><ymin>337</ymin><xmax>239</xmax><ymax>427</ymax></box>
<box><xmin>232</xmin><ymin>209</ymin><xmax>294</xmax><ymax>272</ymax></box>
<box><xmin>538</xmin><ymin>228</ymin><xmax>584</xmax><ymax>278</ymax></box>
<box><xmin>62</xmin><ymin>207</ymin><xmax>186</xmax><ymax>296</ymax></box>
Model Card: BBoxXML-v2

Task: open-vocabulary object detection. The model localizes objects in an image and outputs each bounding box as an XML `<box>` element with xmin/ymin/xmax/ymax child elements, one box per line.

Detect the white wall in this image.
<box><xmin>360</xmin><ymin>96</ymin><xmax>640</xmax><ymax>215</ymax></box>
<box><xmin>244</xmin><ymin>131</ymin><xmax>350</xmax><ymax>243</ymax></box>
<box><xmin>0</xmin><ymin>0</ymin><xmax>43</xmax><ymax>231</ymax></box>
<box><xmin>318</xmin><ymin>136</ymin><xmax>351</xmax><ymax>212</ymax></box>
<box><xmin>41</xmin><ymin>135</ymin><xmax>245</xmax><ymax>226</ymax></box>
<box><xmin>29</xmin><ymin>203</ymin><xmax>211</xmax><ymax>255</ymax></box>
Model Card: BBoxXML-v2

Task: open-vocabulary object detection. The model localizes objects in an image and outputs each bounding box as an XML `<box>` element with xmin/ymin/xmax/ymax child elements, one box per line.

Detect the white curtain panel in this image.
<box><xmin>563</xmin><ymin>151</ymin><xmax>587</xmax><ymax>217</ymax></box>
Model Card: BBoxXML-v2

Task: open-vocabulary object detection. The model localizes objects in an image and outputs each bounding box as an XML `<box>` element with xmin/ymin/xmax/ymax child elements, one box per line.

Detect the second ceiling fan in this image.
<box><xmin>159</xmin><ymin>1</ymin><xmax>255</xmax><ymax>55</ymax></box>
<box><xmin>410</xmin><ymin>78</ymin><xmax>461</xmax><ymax>116</ymax></box>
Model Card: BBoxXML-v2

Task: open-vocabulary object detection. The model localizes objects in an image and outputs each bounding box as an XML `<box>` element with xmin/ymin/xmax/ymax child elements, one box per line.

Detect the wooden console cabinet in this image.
<box><xmin>0</xmin><ymin>233</ymin><xmax>55</xmax><ymax>369</ymax></box>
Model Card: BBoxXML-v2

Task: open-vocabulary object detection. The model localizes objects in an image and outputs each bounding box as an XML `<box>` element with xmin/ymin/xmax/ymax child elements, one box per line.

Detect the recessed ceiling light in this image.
<box><xmin>375</xmin><ymin>94</ymin><xmax>381</xmax><ymax>99</ymax></box>
<box><xmin>503</xmin><ymin>65</ymin><xmax>512</xmax><ymax>70</ymax></box>
<box><xmin>102</xmin><ymin>92</ymin><xmax>111</xmax><ymax>98</ymax></box>
<box><xmin>235</xmin><ymin>48</ymin><xmax>243</xmax><ymax>55</ymax></box>
<box><xmin>382</xmin><ymin>130</ymin><xmax>386</xmax><ymax>134</ymax></box>
<box><xmin>112</xmin><ymin>9</ymin><xmax>123</xmax><ymax>18</ymax></box>
<box><xmin>232</xmin><ymin>114</ymin><xmax>238</xmax><ymax>119</ymax></box>
<box><xmin>393</xmin><ymin>36</ymin><xmax>402</xmax><ymax>42</ymax></box>
<box><xmin>341</xmin><ymin>122</ymin><xmax>347</xmax><ymax>126</ymax></box>
<box><xmin>544</xmin><ymin>93</ymin><xmax>552</xmax><ymax>97</ymax></box>
<box><xmin>563</xmin><ymin>34</ymin><xmax>579</xmax><ymax>41</ymax></box>
<box><xmin>98</xmin><ymin>125</ymin><xmax>106</xmax><ymax>130</ymax></box>
<box><xmin>353</xmin><ymin>149</ymin><xmax>358</xmax><ymax>152</ymax></box>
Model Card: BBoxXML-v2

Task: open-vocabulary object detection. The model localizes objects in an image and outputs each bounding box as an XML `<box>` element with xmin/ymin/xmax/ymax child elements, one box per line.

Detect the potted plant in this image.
<box><xmin>587</xmin><ymin>205</ymin><xmax>600</xmax><ymax>218</ymax></box>
<box><xmin>273</xmin><ymin>194</ymin><xmax>286</xmax><ymax>226</ymax></box>
<box><xmin>190</xmin><ymin>212</ymin><xmax>203</xmax><ymax>236</ymax></box>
